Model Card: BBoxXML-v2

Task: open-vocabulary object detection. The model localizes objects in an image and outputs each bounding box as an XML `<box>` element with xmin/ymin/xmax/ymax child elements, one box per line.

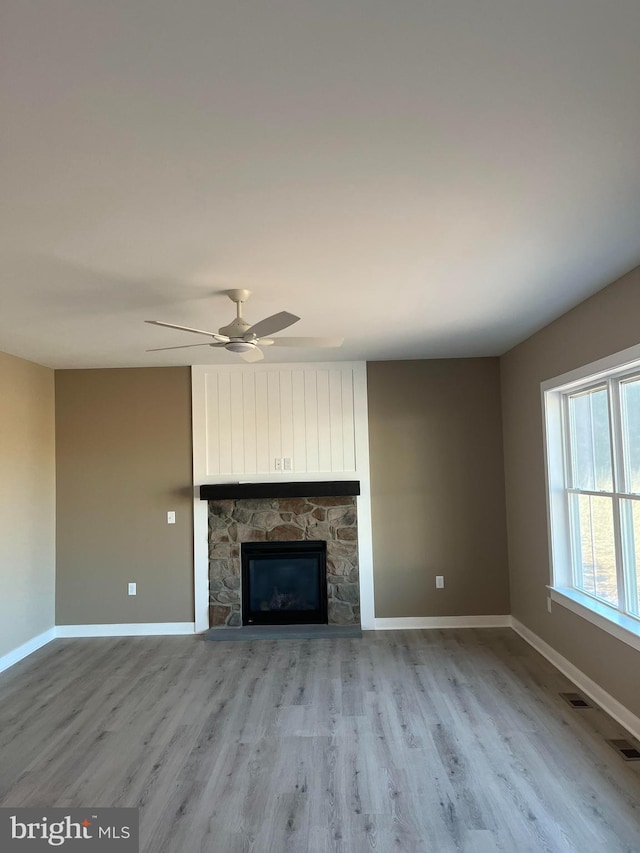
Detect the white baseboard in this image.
<box><xmin>56</xmin><ymin>622</ymin><xmax>196</xmax><ymax>638</ymax></box>
<box><xmin>511</xmin><ymin>617</ymin><xmax>640</xmax><ymax>743</ymax></box>
<box><xmin>373</xmin><ymin>615</ymin><xmax>511</xmax><ymax>630</ymax></box>
<box><xmin>0</xmin><ymin>628</ymin><xmax>57</xmax><ymax>675</ymax></box>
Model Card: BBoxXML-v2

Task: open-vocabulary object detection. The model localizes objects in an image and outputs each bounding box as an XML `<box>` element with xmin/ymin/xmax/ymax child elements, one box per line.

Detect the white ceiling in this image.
<box><xmin>1</xmin><ymin>0</ymin><xmax>639</xmax><ymax>369</ymax></box>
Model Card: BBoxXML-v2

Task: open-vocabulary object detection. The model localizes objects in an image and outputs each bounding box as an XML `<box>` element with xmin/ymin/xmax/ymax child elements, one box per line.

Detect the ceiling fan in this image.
<box><xmin>145</xmin><ymin>289</ymin><xmax>343</xmax><ymax>362</ymax></box>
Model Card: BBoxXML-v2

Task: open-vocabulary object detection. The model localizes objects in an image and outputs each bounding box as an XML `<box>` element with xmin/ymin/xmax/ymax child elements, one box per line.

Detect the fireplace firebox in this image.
<box><xmin>241</xmin><ymin>541</ymin><xmax>328</xmax><ymax>626</ymax></box>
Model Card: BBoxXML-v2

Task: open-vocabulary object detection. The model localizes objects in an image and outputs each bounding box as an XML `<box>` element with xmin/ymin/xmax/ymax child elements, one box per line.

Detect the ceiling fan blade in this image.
<box><xmin>146</xmin><ymin>343</ymin><xmax>215</xmax><ymax>352</ymax></box>
<box><xmin>145</xmin><ymin>319</ymin><xmax>229</xmax><ymax>343</ymax></box>
<box><xmin>268</xmin><ymin>337</ymin><xmax>344</xmax><ymax>348</ymax></box>
<box><xmin>243</xmin><ymin>311</ymin><xmax>300</xmax><ymax>340</ymax></box>
<box><xmin>239</xmin><ymin>347</ymin><xmax>265</xmax><ymax>363</ymax></box>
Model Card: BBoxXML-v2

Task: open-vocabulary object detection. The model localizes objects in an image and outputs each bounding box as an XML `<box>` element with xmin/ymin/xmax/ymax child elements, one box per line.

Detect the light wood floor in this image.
<box><xmin>1</xmin><ymin>629</ymin><xmax>639</xmax><ymax>852</ymax></box>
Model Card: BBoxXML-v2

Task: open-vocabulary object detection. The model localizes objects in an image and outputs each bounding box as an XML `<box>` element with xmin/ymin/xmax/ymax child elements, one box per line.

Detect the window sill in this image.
<box><xmin>549</xmin><ymin>587</ymin><xmax>640</xmax><ymax>653</ymax></box>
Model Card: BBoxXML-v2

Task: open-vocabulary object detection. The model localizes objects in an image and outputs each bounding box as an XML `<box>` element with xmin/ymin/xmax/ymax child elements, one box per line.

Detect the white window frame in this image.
<box><xmin>542</xmin><ymin>342</ymin><xmax>640</xmax><ymax>653</ymax></box>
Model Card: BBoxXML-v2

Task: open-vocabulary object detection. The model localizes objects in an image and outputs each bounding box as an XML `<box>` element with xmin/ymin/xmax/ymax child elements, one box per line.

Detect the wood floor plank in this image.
<box><xmin>1</xmin><ymin>629</ymin><xmax>639</xmax><ymax>852</ymax></box>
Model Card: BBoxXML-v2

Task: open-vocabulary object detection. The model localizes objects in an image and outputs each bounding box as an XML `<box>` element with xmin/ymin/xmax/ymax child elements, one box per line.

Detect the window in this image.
<box><xmin>543</xmin><ymin>345</ymin><xmax>640</xmax><ymax>650</ymax></box>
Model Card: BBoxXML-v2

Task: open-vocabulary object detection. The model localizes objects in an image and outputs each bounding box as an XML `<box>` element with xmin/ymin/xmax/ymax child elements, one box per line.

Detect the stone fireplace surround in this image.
<box><xmin>205</xmin><ymin>482</ymin><xmax>360</xmax><ymax>628</ymax></box>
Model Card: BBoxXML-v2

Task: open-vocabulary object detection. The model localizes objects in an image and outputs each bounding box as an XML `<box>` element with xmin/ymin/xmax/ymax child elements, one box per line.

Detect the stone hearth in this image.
<box><xmin>208</xmin><ymin>496</ymin><xmax>359</xmax><ymax>627</ymax></box>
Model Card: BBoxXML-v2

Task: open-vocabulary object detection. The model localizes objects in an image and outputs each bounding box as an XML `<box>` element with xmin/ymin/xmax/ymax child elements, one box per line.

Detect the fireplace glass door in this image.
<box><xmin>241</xmin><ymin>541</ymin><xmax>328</xmax><ymax>625</ymax></box>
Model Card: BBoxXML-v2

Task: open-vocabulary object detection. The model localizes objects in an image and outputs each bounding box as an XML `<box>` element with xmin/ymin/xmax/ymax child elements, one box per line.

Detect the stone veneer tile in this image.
<box><xmin>208</xmin><ymin>495</ymin><xmax>359</xmax><ymax>628</ymax></box>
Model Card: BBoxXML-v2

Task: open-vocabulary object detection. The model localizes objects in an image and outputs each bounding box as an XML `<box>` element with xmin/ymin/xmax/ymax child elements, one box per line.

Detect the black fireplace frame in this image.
<box><xmin>241</xmin><ymin>540</ymin><xmax>328</xmax><ymax>626</ymax></box>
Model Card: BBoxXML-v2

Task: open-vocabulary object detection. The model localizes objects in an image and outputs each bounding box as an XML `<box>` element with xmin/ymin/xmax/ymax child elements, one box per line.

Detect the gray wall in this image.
<box><xmin>0</xmin><ymin>352</ymin><xmax>56</xmax><ymax>658</ymax></box>
<box><xmin>367</xmin><ymin>359</ymin><xmax>510</xmax><ymax>618</ymax></box>
<box><xmin>501</xmin><ymin>264</ymin><xmax>640</xmax><ymax>719</ymax></box>
<box><xmin>55</xmin><ymin>368</ymin><xmax>194</xmax><ymax>625</ymax></box>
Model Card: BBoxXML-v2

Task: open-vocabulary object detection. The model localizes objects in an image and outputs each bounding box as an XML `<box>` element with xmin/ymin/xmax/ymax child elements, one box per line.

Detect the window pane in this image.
<box><xmin>572</xmin><ymin>494</ymin><xmax>618</xmax><ymax>605</ymax></box>
<box><xmin>568</xmin><ymin>388</ymin><xmax>613</xmax><ymax>491</ymax></box>
<box><xmin>620</xmin><ymin>378</ymin><xmax>640</xmax><ymax>494</ymax></box>
<box><xmin>620</xmin><ymin>499</ymin><xmax>640</xmax><ymax>617</ymax></box>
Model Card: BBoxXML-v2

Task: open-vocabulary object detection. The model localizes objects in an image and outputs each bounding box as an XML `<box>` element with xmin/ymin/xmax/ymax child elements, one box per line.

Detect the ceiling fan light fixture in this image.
<box><xmin>225</xmin><ymin>340</ymin><xmax>256</xmax><ymax>353</ymax></box>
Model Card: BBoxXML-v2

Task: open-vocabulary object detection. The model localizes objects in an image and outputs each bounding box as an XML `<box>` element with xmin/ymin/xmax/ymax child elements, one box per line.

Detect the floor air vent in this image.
<box><xmin>606</xmin><ymin>739</ymin><xmax>640</xmax><ymax>761</ymax></box>
<box><xmin>559</xmin><ymin>692</ymin><xmax>594</xmax><ymax>709</ymax></box>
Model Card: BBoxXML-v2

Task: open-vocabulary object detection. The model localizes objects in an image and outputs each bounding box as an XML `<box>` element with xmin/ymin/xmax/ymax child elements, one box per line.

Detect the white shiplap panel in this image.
<box><xmin>230</xmin><ymin>372</ymin><xmax>245</xmax><ymax>473</ymax></box>
<box><xmin>291</xmin><ymin>370</ymin><xmax>307</xmax><ymax>473</ymax></box>
<box><xmin>255</xmin><ymin>372</ymin><xmax>270</xmax><ymax>474</ymax></box>
<box><xmin>218</xmin><ymin>372</ymin><xmax>233</xmax><ymax>474</ymax></box>
<box><xmin>267</xmin><ymin>372</ymin><xmax>281</xmax><ymax>472</ymax></box>
<box><xmin>203</xmin><ymin>365</ymin><xmax>358</xmax><ymax>477</ymax></box>
<box><xmin>279</xmin><ymin>371</ymin><xmax>294</xmax><ymax>465</ymax></box>
<box><xmin>316</xmin><ymin>370</ymin><xmax>331</xmax><ymax>472</ymax></box>
<box><xmin>242</xmin><ymin>371</ymin><xmax>257</xmax><ymax>474</ymax></box>
<box><xmin>329</xmin><ymin>369</ymin><xmax>344</xmax><ymax>472</ymax></box>
<box><xmin>304</xmin><ymin>371</ymin><xmax>319</xmax><ymax>472</ymax></box>
<box><xmin>341</xmin><ymin>369</ymin><xmax>356</xmax><ymax>471</ymax></box>
<box><xmin>204</xmin><ymin>372</ymin><xmax>220</xmax><ymax>475</ymax></box>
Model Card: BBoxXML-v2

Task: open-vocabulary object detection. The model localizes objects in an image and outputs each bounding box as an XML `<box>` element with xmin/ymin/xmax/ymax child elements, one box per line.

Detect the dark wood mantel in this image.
<box><xmin>199</xmin><ymin>481</ymin><xmax>360</xmax><ymax>500</ymax></box>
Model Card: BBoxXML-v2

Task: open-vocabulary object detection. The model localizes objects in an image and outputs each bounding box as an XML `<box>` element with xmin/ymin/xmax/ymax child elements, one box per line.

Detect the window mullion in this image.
<box><xmin>589</xmin><ymin>392</ymin><xmax>600</xmax><ymax>491</ymax></box>
<box><xmin>562</xmin><ymin>394</ymin><xmax>574</xmax><ymax>488</ymax></box>
<box><xmin>620</xmin><ymin>500</ymin><xmax>639</xmax><ymax>615</ymax></box>
<box><xmin>608</xmin><ymin>378</ymin><xmax>627</xmax><ymax>612</ymax></box>
<box><xmin>609</xmin><ymin>378</ymin><xmax>625</xmax><ymax>494</ymax></box>
<box><xmin>611</xmin><ymin>494</ymin><xmax>627</xmax><ymax>612</ymax></box>
<box><xmin>568</xmin><ymin>492</ymin><xmax>584</xmax><ymax>590</ymax></box>
<box><xmin>562</xmin><ymin>394</ymin><xmax>582</xmax><ymax>589</ymax></box>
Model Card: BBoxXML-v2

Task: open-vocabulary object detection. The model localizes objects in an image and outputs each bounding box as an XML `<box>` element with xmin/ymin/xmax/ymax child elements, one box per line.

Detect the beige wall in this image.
<box><xmin>367</xmin><ymin>359</ymin><xmax>510</xmax><ymax>618</ymax></box>
<box><xmin>501</xmin><ymin>264</ymin><xmax>640</xmax><ymax>718</ymax></box>
<box><xmin>55</xmin><ymin>368</ymin><xmax>194</xmax><ymax>625</ymax></box>
<box><xmin>0</xmin><ymin>352</ymin><xmax>56</xmax><ymax>658</ymax></box>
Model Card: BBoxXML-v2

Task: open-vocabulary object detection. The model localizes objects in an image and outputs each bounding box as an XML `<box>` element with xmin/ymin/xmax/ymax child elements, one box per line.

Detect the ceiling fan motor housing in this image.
<box><xmin>218</xmin><ymin>318</ymin><xmax>251</xmax><ymax>337</ymax></box>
